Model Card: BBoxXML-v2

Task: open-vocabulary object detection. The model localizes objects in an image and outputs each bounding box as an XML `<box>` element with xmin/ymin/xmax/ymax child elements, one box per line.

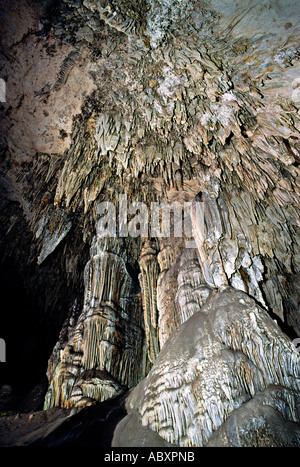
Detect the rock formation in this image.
<box><xmin>116</xmin><ymin>286</ymin><xmax>300</xmax><ymax>447</ymax></box>
<box><xmin>0</xmin><ymin>0</ymin><xmax>300</xmax><ymax>448</ymax></box>
<box><xmin>44</xmin><ymin>236</ymin><xmax>149</xmax><ymax>409</ymax></box>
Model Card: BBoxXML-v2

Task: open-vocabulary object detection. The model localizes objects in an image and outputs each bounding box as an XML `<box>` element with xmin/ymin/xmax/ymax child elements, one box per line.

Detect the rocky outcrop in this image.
<box><xmin>206</xmin><ymin>385</ymin><xmax>300</xmax><ymax>447</ymax></box>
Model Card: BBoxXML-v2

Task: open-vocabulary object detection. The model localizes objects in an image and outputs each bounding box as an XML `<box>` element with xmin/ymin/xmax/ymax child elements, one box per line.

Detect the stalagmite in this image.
<box><xmin>139</xmin><ymin>240</ymin><xmax>160</xmax><ymax>364</ymax></box>
<box><xmin>121</xmin><ymin>287</ymin><xmax>300</xmax><ymax>447</ymax></box>
<box><xmin>44</xmin><ymin>237</ymin><xmax>148</xmax><ymax>409</ymax></box>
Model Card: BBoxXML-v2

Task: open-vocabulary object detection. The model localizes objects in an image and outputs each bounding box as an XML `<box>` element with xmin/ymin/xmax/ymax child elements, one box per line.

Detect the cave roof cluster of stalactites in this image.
<box><xmin>0</xmin><ymin>0</ymin><xmax>300</xmax><ymax>448</ymax></box>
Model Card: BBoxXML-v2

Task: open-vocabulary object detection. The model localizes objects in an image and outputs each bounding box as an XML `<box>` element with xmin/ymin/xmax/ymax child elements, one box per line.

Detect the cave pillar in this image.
<box><xmin>139</xmin><ymin>239</ymin><xmax>160</xmax><ymax>364</ymax></box>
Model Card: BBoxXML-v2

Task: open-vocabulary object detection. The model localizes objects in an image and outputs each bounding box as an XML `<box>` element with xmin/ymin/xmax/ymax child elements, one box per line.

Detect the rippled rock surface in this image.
<box><xmin>116</xmin><ymin>287</ymin><xmax>300</xmax><ymax>447</ymax></box>
<box><xmin>44</xmin><ymin>237</ymin><xmax>149</xmax><ymax>409</ymax></box>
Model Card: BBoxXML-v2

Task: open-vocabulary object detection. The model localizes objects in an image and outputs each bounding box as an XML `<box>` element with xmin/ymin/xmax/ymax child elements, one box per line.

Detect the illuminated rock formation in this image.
<box><xmin>44</xmin><ymin>237</ymin><xmax>149</xmax><ymax>409</ymax></box>
<box><xmin>120</xmin><ymin>286</ymin><xmax>300</xmax><ymax>447</ymax></box>
<box><xmin>0</xmin><ymin>0</ymin><xmax>299</xmax><ymax>448</ymax></box>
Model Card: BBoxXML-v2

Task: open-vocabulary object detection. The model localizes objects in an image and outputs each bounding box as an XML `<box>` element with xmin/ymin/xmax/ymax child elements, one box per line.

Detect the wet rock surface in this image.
<box><xmin>206</xmin><ymin>385</ymin><xmax>300</xmax><ymax>447</ymax></box>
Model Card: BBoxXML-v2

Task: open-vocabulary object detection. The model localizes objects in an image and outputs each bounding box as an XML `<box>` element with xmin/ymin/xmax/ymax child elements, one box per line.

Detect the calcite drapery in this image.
<box><xmin>157</xmin><ymin>244</ymin><xmax>213</xmax><ymax>349</ymax></box>
<box><xmin>138</xmin><ymin>240</ymin><xmax>160</xmax><ymax>364</ymax></box>
<box><xmin>191</xmin><ymin>191</ymin><xmax>267</xmax><ymax>307</ymax></box>
<box><xmin>0</xmin><ymin>0</ymin><xmax>300</xmax><ymax>448</ymax></box>
<box><xmin>191</xmin><ymin>192</ymin><xmax>229</xmax><ymax>289</ymax></box>
<box><xmin>44</xmin><ymin>237</ymin><xmax>148</xmax><ymax>409</ymax></box>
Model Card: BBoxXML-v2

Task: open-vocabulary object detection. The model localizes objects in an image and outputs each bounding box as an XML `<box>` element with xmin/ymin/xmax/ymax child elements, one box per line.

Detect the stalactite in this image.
<box><xmin>191</xmin><ymin>191</ymin><xmax>231</xmax><ymax>288</ymax></box>
<box><xmin>175</xmin><ymin>249</ymin><xmax>213</xmax><ymax>326</ymax></box>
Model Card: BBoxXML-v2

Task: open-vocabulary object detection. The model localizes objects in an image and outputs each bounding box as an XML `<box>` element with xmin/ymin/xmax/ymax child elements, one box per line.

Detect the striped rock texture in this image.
<box><xmin>0</xmin><ymin>0</ymin><xmax>300</xmax><ymax>446</ymax></box>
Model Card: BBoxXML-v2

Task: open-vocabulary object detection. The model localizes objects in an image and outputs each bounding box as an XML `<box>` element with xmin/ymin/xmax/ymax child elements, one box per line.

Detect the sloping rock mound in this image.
<box><xmin>114</xmin><ymin>287</ymin><xmax>300</xmax><ymax>447</ymax></box>
<box><xmin>206</xmin><ymin>385</ymin><xmax>300</xmax><ymax>447</ymax></box>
